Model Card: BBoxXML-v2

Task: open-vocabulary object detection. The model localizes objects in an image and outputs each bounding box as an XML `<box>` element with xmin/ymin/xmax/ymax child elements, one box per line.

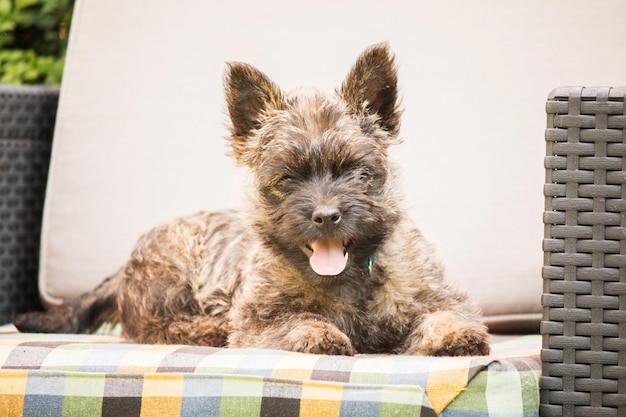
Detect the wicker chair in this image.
<box><xmin>542</xmin><ymin>86</ymin><xmax>626</xmax><ymax>417</ymax></box>
<box><xmin>1</xmin><ymin>85</ymin><xmax>624</xmax><ymax>415</ymax></box>
<box><xmin>0</xmin><ymin>85</ymin><xmax>58</xmax><ymax>323</ymax></box>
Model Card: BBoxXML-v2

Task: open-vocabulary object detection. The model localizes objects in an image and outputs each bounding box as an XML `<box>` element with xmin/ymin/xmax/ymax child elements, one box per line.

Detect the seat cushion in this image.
<box><xmin>0</xmin><ymin>327</ymin><xmax>541</xmax><ymax>416</ymax></box>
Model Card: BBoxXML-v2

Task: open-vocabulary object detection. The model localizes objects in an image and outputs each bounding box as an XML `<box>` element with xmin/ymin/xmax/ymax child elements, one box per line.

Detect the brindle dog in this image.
<box><xmin>15</xmin><ymin>44</ymin><xmax>490</xmax><ymax>356</ymax></box>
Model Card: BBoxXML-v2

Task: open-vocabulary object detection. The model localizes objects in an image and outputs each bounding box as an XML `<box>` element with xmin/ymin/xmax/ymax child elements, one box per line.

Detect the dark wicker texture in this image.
<box><xmin>0</xmin><ymin>85</ymin><xmax>59</xmax><ymax>323</ymax></box>
<box><xmin>542</xmin><ymin>87</ymin><xmax>626</xmax><ymax>417</ymax></box>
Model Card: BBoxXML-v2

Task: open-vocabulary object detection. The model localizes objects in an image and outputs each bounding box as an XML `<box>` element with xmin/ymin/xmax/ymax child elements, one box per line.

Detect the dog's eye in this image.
<box><xmin>358</xmin><ymin>170</ymin><xmax>372</xmax><ymax>183</ymax></box>
<box><xmin>357</xmin><ymin>169</ymin><xmax>375</xmax><ymax>189</ymax></box>
<box><xmin>268</xmin><ymin>173</ymin><xmax>294</xmax><ymax>199</ymax></box>
<box><xmin>274</xmin><ymin>174</ymin><xmax>294</xmax><ymax>189</ymax></box>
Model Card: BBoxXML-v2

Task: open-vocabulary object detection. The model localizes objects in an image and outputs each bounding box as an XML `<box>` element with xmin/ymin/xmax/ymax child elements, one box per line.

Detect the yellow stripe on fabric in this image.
<box><xmin>117</xmin><ymin>344</ymin><xmax>181</xmax><ymax>373</ymax></box>
<box><xmin>0</xmin><ymin>370</ymin><xmax>27</xmax><ymax>417</ymax></box>
<box><xmin>425</xmin><ymin>356</ymin><xmax>472</xmax><ymax>415</ymax></box>
<box><xmin>140</xmin><ymin>373</ymin><xmax>184</xmax><ymax>417</ymax></box>
<box><xmin>271</xmin><ymin>353</ymin><xmax>318</xmax><ymax>380</ymax></box>
<box><xmin>299</xmin><ymin>379</ymin><xmax>343</xmax><ymax>417</ymax></box>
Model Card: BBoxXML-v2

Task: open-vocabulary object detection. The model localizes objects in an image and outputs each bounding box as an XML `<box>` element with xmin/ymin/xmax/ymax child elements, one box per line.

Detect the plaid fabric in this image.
<box><xmin>0</xmin><ymin>330</ymin><xmax>540</xmax><ymax>417</ymax></box>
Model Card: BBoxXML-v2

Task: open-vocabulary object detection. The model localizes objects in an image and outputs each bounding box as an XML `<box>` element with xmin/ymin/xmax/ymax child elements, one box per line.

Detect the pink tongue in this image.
<box><xmin>309</xmin><ymin>238</ymin><xmax>348</xmax><ymax>276</ymax></box>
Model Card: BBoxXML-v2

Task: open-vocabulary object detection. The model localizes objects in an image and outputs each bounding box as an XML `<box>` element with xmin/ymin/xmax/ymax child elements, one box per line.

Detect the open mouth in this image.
<box><xmin>301</xmin><ymin>238</ymin><xmax>350</xmax><ymax>277</ymax></box>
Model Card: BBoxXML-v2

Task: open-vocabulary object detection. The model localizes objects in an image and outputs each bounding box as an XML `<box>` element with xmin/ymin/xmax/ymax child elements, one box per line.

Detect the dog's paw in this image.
<box><xmin>295</xmin><ymin>329</ymin><xmax>355</xmax><ymax>355</ymax></box>
<box><xmin>431</xmin><ymin>328</ymin><xmax>491</xmax><ymax>357</ymax></box>
<box><xmin>405</xmin><ymin>310</ymin><xmax>491</xmax><ymax>356</ymax></box>
<box><xmin>287</xmin><ymin>323</ymin><xmax>355</xmax><ymax>355</ymax></box>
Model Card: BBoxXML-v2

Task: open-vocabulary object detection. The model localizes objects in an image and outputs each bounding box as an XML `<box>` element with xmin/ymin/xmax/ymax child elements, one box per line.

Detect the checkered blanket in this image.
<box><xmin>0</xmin><ymin>329</ymin><xmax>540</xmax><ymax>417</ymax></box>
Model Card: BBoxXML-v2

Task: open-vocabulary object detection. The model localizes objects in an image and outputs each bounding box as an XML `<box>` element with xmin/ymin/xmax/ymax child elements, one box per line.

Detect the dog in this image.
<box><xmin>15</xmin><ymin>43</ymin><xmax>490</xmax><ymax>356</ymax></box>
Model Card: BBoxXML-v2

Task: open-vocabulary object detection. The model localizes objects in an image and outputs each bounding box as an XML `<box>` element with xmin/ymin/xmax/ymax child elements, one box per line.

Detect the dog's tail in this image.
<box><xmin>13</xmin><ymin>269</ymin><xmax>122</xmax><ymax>334</ymax></box>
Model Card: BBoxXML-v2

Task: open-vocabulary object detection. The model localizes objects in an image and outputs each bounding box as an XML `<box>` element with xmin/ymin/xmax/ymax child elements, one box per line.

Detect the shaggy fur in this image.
<box><xmin>15</xmin><ymin>44</ymin><xmax>490</xmax><ymax>356</ymax></box>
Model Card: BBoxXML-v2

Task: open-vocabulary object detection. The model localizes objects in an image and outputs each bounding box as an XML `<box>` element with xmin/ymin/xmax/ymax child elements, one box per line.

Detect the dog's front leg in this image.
<box><xmin>229</xmin><ymin>311</ymin><xmax>356</xmax><ymax>355</ymax></box>
<box><xmin>402</xmin><ymin>310</ymin><xmax>490</xmax><ymax>356</ymax></box>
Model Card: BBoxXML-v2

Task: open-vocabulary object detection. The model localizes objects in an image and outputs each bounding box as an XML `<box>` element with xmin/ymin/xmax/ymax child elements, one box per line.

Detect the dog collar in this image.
<box><xmin>363</xmin><ymin>249</ymin><xmax>378</xmax><ymax>273</ymax></box>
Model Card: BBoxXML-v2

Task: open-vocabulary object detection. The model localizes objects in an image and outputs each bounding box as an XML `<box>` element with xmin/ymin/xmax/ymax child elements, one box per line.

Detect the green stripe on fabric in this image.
<box><xmin>349</xmin><ymin>356</ymin><xmax>397</xmax><ymax>384</ymax></box>
<box><xmin>219</xmin><ymin>374</ymin><xmax>263</xmax><ymax>417</ymax></box>
<box><xmin>448</xmin><ymin>370</ymin><xmax>489</xmax><ymax>412</ymax></box>
<box><xmin>62</xmin><ymin>396</ymin><xmax>103</xmax><ymax>417</ymax></box>
<box><xmin>446</xmin><ymin>370</ymin><xmax>540</xmax><ymax>416</ymax></box>
<box><xmin>61</xmin><ymin>373</ymin><xmax>105</xmax><ymax>417</ymax></box>
<box><xmin>41</xmin><ymin>343</ymin><xmax>98</xmax><ymax>372</ymax></box>
<box><xmin>379</xmin><ymin>385</ymin><xmax>427</xmax><ymax>417</ymax></box>
<box><xmin>519</xmin><ymin>367</ymin><xmax>540</xmax><ymax>413</ymax></box>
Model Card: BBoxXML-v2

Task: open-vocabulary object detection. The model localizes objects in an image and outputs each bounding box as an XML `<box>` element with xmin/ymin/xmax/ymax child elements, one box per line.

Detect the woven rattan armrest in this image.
<box><xmin>542</xmin><ymin>86</ymin><xmax>626</xmax><ymax>417</ymax></box>
<box><xmin>0</xmin><ymin>85</ymin><xmax>59</xmax><ymax>322</ymax></box>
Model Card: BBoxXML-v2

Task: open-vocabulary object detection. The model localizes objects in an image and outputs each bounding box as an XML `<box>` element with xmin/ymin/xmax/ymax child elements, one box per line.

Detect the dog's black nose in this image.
<box><xmin>312</xmin><ymin>206</ymin><xmax>342</xmax><ymax>228</ymax></box>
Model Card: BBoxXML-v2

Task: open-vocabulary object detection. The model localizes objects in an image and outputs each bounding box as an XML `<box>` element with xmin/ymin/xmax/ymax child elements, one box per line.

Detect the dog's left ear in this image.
<box><xmin>340</xmin><ymin>43</ymin><xmax>401</xmax><ymax>136</ymax></box>
<box><xmin>225</xmin><ymin>63</ymin><xmax>284</xmax><ymax>164</ymax></box>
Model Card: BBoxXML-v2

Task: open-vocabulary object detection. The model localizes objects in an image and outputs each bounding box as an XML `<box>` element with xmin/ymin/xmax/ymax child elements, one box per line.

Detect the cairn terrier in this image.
<box><xmin>15</xmin><ymin>44</ymin><xmax>490</xmax><ymax>356</ymax></box>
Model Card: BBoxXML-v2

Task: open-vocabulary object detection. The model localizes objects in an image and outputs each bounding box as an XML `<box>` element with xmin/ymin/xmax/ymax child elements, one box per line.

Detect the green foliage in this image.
<box><xmin>0</xmin><ymin>0</ymin><xmax>73</xmax><ymax>85</ymax></box>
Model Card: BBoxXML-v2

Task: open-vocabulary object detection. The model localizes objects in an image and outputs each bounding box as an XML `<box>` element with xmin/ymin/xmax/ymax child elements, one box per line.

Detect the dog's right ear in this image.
<box><xmin>340</xmin><ymin>43</ymin><xmax>401</xmax><ymax>137</ymax></box>
<box><xmin>225</xmin><ymin>63</ymin><xmax>284</xmax><ymax>164</ymax></box>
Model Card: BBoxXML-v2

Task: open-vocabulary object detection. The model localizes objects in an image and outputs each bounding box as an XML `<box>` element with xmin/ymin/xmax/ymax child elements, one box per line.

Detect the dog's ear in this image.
<box><xmin>225</xmin><ymin>63</ymin><xmax>283</xmax><ymax>164</ymax></box>
<box><xmin>340</xmin><ymin>43</ymin><xmax>401</xmax><ymax>136</ymax></box>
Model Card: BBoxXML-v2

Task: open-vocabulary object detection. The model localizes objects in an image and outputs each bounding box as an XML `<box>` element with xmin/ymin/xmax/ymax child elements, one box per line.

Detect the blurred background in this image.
<box><xmin>0</xmin><ymin>0</ymin><xmax>72</xmax><ymax>85</ymax></box>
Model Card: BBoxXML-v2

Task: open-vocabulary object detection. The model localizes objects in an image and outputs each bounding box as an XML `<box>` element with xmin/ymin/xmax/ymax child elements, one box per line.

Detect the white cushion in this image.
<box><xmin>40</xmin><ymin>0</ymin><xmax>626</xmax><ymax>330</ymax></box>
